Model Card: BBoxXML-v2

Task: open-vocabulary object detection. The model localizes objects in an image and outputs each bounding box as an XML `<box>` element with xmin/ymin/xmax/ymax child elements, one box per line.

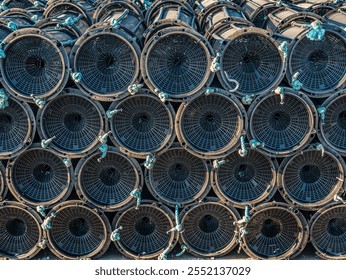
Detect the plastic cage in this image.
<box><xmin>242</xmin><ymin>202</ymin><xmax>309</xmax><ymax>259</ymax></box>
<box><xmin>143</xmin><ymin>3</ymin><xmax>197</xmax><ymax>44</ymax></box>
<box><xmin>93</xmin><ymin>0</ymin><xmax>144</xmax><ymax>23</ymax></box>
<box><xmin>112</xmin><ymin>201</ymin><xmax>178</xmax><ymax>259</ymax></box>
<box><xmin>0</xmin><ymin>162</ymin><xmax>6</xmax><ymax>201</ymax></box>
<box><xmin>180</xmin><ymin>198</ymin><xmax>240</xmax><ymax>257</ymax></box>
<box><xmin>318</xmin><ymin>91</ymin><xmax>346</xmax><ymax>156</ymax></box>
<box><xmin>145</xmin><ymin>145</ymin><xmax>210</xmax><ymax>207</ymax></box>
<box><xmin>37</xmin><ymin>88</ymin><xmax>106</xmax><ymax>158</ymax></box>
<box><xmin>145</xmin><ymin>0</ymin><xmax>194</xmax><ymax>27</ymax></box>
<box><xmin>216</xmin><ymin>28</ymin><xmax>285</xmax><ymax>97</ymax></box>
<box><xmin>241</xmin><ymin>0</ymin><xmax>283</xmax><ymax>28</ymax></box>
<box><xmin>46</xmin><ymin>201</ymin><xmax>111</xmax><ymax>260</ymax></box>
<box><xmin>75</xmin><ymin>148</ymin><xmax>143</xmax><ymax>211</ymax></box>
<box><xmin>288</xmin><ymin>25</ymin><xmax>346</xmax><ymax>97</ymax></box>
<box><xmin>0</xmin><ymin>8</ymin><xmax>36</xmax><ymax>28</ymax></box>
<box><xmin>6</xmin><ymin>145</ymin><xmax>73</xmax><ymax>208</ymax></box>
<box><xmin>278</xmin><ymin>146</ymin><xmax>345</xmax><ymax>210</ymax></box>
<box><xmin>175</xmin><ymin>88</ymin><xmax>246</xmax><ymax>159</ymax></box>
<box><xmin>0</xmin><ymin>201</ymin><xmax>43</xmax><ymax>259</ymax></box>
<box><xmin>109</xmin><ymin>89</ymin><xmax>175</xmax><ymax>159</ymax></box>
<box><xmin>1</xmin><ymin>0</ymin><xmax>34</xmax><ymax>9</ymax></box>
<box><xmin>0</xmin><ymin>96</ymin><xmax>35</xmax><ymax>159</ymax></box>
<box><xmin>71</xmin><ymin>28</ymin><xmax>141</xmax><ymax>101</ymax></box>
<box><xmin>212</xmin><ymin>147</ymin><xmax>277</xmax><ymax>208</ymax></box>
<box><xmin>310</xmin><ymin>203</ymin><xmax>346</xmax><ymax>260</ymax></box>
<box><xmin>247</xmin><ymin>88</ymin><xmax>317</xmax><ymax>157</ymax></box>
<box><xmin>0</xmin><ymin>28</ymin><xmax>69</xmax><ymax>101</ymax></box>
<box><xmin>141</xmin><ymin>27</ymin><xmax>215</xmax><ymax>101</ymax></box>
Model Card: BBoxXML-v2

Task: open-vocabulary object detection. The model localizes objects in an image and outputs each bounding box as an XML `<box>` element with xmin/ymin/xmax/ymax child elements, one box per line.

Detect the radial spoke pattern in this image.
<box><xmin>179</xmin><ymin>94</ymin><xmax>243</xmax><ymax>153</ymax></box>
<box><xmin>3</xmin><ymin>35</ymin><xmax>64</xmax><ymax>97</ymax></box>
<box><xmin>245</xmin><ymin>207</ymin><xmax>301</xmax><ymax>258</ymax></box>
<box><xmin>40</xmin><ymin>94</ymin><xmax>103</xmax><ymax>154</ymax></box>
<box><xmin>146</xmin><ymin>33</ymin><xmax>209</xmax><ymax>96</ymax></box>
<box><xmin>250</xmin><ymin>94</ymin><xmax>313</xmax><ymax>153</ymax></box>
<box><xmin>78</xmin><ymin>152</ymin><xmax>139</xmax><ymax>208</ymax></box>
<box><xmin>147</xmin><ymin>147</ymin><xmax>208</xmax><ymax>205</ymax></box>
<box><xmin>0</xmin><ymin>98</ymin><xmax>32</xmax><ymax>155</ymax></box>
<box><xmin>290</xmin><ymin>32</ymin><xmax>346</xmax><ymax>93</ymax></box>
<box><xmin>50</xmin><ymin>205</ymin><xmax>107</xmax><ymax>258</ymax></box>
<box><xmin>216</xmin><ymin>149</ymin><xmax>275</xmax><ymax>204</ymax></box>
<box><xmin>321</xmin><ymin>94</ymin><xmax>346</xmax><ymax>153</ymax></box>
<box><xmin>117</xmin><ymin>205</ymin><xmax>173</xmax><ymax>256</ymax></box>
<box><xmin>9</xmin><ymin>148</ymin><xmax>70</xmax><ymax>205</ymax></box>
<box><xmin>0</xmin><ymin>204</ymin><xmax>40</xmax><ymax>258</ymax></box>
<box><xmin>281</xmin><ymin>150</ymin><xmax>342</xmax><ymax>205</ymax></box>
<box><xmin>75</xmin><ymin>34</ymin><xmax>138</xmax><ymax>95</ymax></box>
<box><xmin>111</xmin><ymin>94</ymin><xmax>173</xmax><ymax>153</ymax></box>
<box><xmin>222</xmin><ymin>33</ymin><xmax>283</xmax><ymax>95</ymax></box>
<box><xmin>311</xmin><ymin>205</ymin><xmax>346</xmax><ymax>257</ymax></box>
<box><xmin>181</xmin><ymin>203</ymin><xmax>238</xmax><ymax>255</ymax></box>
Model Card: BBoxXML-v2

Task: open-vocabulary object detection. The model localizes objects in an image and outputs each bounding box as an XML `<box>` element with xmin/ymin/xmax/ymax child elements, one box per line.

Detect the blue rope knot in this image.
<box><xmin>0</xmin><ymin>89</ymin><xmax>9</xmax><ymax>109</ymax></box>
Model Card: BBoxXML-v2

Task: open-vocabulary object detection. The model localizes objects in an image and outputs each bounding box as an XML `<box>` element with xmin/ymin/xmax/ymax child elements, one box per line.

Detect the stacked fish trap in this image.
<box><xmin>0</xmin><ymin>0</ymin><xmax>345</xmax><ymax>261</ymax></box>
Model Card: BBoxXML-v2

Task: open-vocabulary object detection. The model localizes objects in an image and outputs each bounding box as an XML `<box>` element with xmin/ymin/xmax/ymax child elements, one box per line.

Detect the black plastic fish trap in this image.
<box><xmin>289</xmin><ymin>29</ymin><xmax>346</xmax><ymax>95</ymax></box>
<box><xmin>76</xmin><ymin>149</ymin><xmax>142</xmax><ymax>210</ymax></box>
<box><xmin>7</xmin><ymin>146</ymin><xmax>72</xmax><ymax>207</ymax></box>
<box><xmin>220</xmin><ymin>32</ymin><xmax>284</xmax><ymax>96</ymax></box>
<box><xmin>180</xmin><ymin>199</ymin><xmax>240</xmax><ymax>257</ymax></box>
<box><xmin>176</xmin><ymin>90</ymin><xmax>246</xmax><ymax>158</ymax></box>
<box><xmin>37</xmin><ymin>90</ymin><xmax>105</xmax><ymax>157</ymax></box>
<box><xmin>248</xmin><ymin>90</ymin><xmax>316</xmax><ymax>157</ymax></box>
<box><xmin>278</xmin><ymin>147</ymin><xmax>345</xmax><ymax>210</ymax></box>
<box><xmin>310</xmin><ymin>203</ymin><xmax>346</xmax><ymax>259</ymax></box>
<box><xmin>0</xmin><ymin>29</ymin><xmax>68</xmax><ymax>100</ymax></box>
<box><xmin>72</xmin><ymin>32</ymin><xmax>141</xmax><ymax>100</ymax></box>
<box><xmin>319</xmin><ymin>91</ymin><xmax>346</xmax><ymax>156</ymax></box>
<box><xmin>242</xmin><ymin>203</ymin><xmax>308</xmax><ymax>259</ymax></box>
<box><xmin>47</xmin><ymin>201</ymin><xmax>111</xmax><ymax>259</ymax></box>
<box><xmin>141</xmin><ymin>27</ymin><xmax>214</xmax><ymax>100</ymax></box>
<box><xmin>145</xmin><ymin>146</ymin><xmax>210</xmax><ymax>207</ymax></box>
<box><xmin>0</xmin><ymin>97</ymin><xmax>35</xmax><ymax>159</ymax></box>
<box><xmin>109</xmin><ymin>91</ymin><xmax>175</xmax><ymax>158</ymax></box>
<box><xmin>212</xmin><ymin>148</ymin><xmax>277</xmax><ymax>208</ymax></box>
<box><xmin>0</xmin><ymin>201</ymin><xmax>42</xmax><ymax>259</ymax></box>
<box><xmin>112</xmin><ymin>202</ymin><xmax>177</xmax><ymax>259</ymax></box>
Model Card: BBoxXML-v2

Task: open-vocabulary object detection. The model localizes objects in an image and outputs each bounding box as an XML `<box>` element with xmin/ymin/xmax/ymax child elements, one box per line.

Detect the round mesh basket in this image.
<box><xmin>109</xmin><ymin>90</ymin><xmax>175</xmax><ymax>159</ymax></box>
<box><xmin>6</xmin><ymin>145</ymin><xmax>73</xmax><ymax>207</ymax></box>
<box><xmin>310</xmin><ymin>203</ymin><xmax>346</xmax><ymax>259</ymax></box>
<box><xmin>0</xmin><ymin>162</ymin><xmax>6</xmax><ymax>201</ymax></box>
<box><xmin>218</xmin><ymin>28</ymin><xmax>285</xmax><ymax>96</ymax></box>
<box><xmin>248</xmin><ymin>89</ymin><xmax>316</xmax><ymax>157</ymax></box>
<box><xmin>242</xmin><ymin>202</ymin><xmax>309</xmax><ymax>259</ymax></box>
<box><xmin>289</xmin><ymin>26</ymin><xmax>346</xmax><ymax>97</ymax></box>
<box><xmin>75</xmin><ymin>148</ymin><xmax>143</xmax><ymax>211</ymax></box>
<box><xmin>180</xmin><ymin>198</ymin><xmax>240</xmax><ymax>257</ymax></box>
<box><xmin>47</xmin><ymin>201</ymin><xmax>111</xmax><ymax>259</ymax></box>
<box><xmin>0</xmin><ymin>28</ymin><xmax>69</xmax><ymax>101</ymax></box>
<box><xmin>0</xmin><ymin>201</ymin><xmax>42</xmax><ymax>259</ymax></box>
<box><xmin>318</xmin><ymin>91</ymin><xmax>346</xmax><ymax>156</ymax></box>
<box><xmin>71</xmin><ymin>29</ymin><xmax>141</xmax><ymax>101</ymax></box>
<box><xmin>112</xmin><ymin>201</ymin><xmax>177</xmax><ymax>259</ymax></box>
<box><xmin>176</xmin><ymin>89</ymin><xmax>246</xmax><ymax>159</ymax></box>
<box><xmin>37</xmin><ymin>88</ymin><xmax>106</xmax><ymax>158</ymax></box>
<box><xmin>0</xmin><ymin>97</ymin><xmax>35</xmax><ymax>159</ymax></box>
<box><xmin>141</xmin><ymin>27</ymin><xmax>214</xmax><ymax>101</ymax></box>
<box><xmin>145</xmin><ymin>145</ymin><xmax>210</xmax><ymax>207</ymax></box>
<box><xmin>278</xmin><ymin>146</ymin><xmax>345</xmax><ymax>210</ymax></box>
<box><xmin>212</xmin><ymin>147</ymin><xmax>277</xmax><ymax>208</ymax></box>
